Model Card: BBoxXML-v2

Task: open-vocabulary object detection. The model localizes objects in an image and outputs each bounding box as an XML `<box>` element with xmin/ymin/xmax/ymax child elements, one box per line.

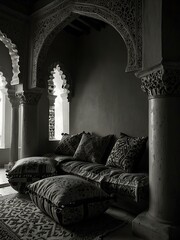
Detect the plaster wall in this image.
<box><xmin>143</xmin><ymin>0</ymin><xmax>162</xmax><ymax>69</ymax></box>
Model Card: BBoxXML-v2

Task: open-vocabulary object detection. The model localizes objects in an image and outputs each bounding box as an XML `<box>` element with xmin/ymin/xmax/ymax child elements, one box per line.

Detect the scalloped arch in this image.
<box><xmin>0</xmin><ymin>30</ymin><xmax>20</xmax><ymax>86</ymax></box>
<box><xmin>31</xmin><ymin>0</ymin><xmax>142</xmax><ymax>88</ymax></box>
<box><xmin>48</xmin><ymin>63</ymin><xmax>70</xmax><ymax>98</ymax></box>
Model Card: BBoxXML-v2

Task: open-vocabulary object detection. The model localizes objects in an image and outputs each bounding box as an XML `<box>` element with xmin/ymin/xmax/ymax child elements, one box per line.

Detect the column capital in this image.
<box><xmin>136</xmin><ymin>62</ymin><xmax>180</xmax><ymax>98</ymax></box>
<box><xmin>6</xmin><ymin>84</ymin><xmax>19</xmax><ymax>108</ymax></box>
<box><xmin>16</xmin><ymin>89</ymin><xmax>42</xmax><ymax>105</ymax></box>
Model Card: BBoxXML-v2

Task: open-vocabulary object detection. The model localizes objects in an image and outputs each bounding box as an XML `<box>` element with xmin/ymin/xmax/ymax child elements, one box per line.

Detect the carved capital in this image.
<box><xmin>6</xmin><ymin>83</ymin><xmax>19</xmax><ymax>108</ymax></box>
<box><xmin>137</xmin><ymin>63</ymin><xmax>180</xmax><ymax>98</ymax></box>
<box><xmin>16</xmin><ymin>90</ymin><xmax>42</xmax><ymax>105</ymax></box>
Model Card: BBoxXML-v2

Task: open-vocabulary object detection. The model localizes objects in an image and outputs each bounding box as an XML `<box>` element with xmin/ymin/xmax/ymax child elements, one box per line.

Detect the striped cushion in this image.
<box><xmin>27</xmin><ymin>175</ymin><xmax>112</xmax><ymax>226</ymax></box>
<box><xmin>7</xmin><ymin>157</ymin><xmax>57</xmax><ymax>193</ymax></box>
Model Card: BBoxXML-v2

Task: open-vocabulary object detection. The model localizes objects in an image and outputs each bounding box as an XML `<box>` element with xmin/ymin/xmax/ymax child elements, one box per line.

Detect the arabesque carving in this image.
<box><xmin>139</xmin><ymin>63</ymin><xmax>180</xmax><ymax>98</ymax></box>
<box><xmin>0</xmin><ymin>31</ymin><xmax>20</xmax><ymax>85</ymax></box>
<box><xmin>31</xmin><ymin>0</ymin><xmax>142</xmax><ymax>88</ymax></box>
<box><xmin>16</xmin><ymin>90</ymin><xmax>42</xmax><ymax>105</ymax></box>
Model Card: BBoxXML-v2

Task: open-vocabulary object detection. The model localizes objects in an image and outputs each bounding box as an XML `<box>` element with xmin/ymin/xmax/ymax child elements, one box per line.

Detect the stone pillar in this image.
<box><xmin>7</xmin><ymin>87</ymin><xmax>20</xmax><ymax>166</ymax></box>
<box><xmin>132</xmin><ymin>63</ymin><xmax>180</xmax><ymax>239</ymax></box>
<box><xmin>17</xmin><ymin>90</ymin><xmax>42</xmax><ymax>158</ymax></box>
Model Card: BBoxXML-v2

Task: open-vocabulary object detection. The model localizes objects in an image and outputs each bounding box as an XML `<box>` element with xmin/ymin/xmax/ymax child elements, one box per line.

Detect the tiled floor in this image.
<box><xmin>0</xmin><ymin>168</ymin><xmax>143</xmax><ymax>240</ymax></box>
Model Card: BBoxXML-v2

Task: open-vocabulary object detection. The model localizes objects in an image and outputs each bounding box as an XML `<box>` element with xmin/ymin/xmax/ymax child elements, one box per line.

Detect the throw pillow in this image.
<box><xmin>6</xmin><ymin>157</ymin><xmax>58</xmax><ymax>193</ymax></box>
<box><xmin>106</xmin><ymin>133</ymin><xmax>148</xmax><ymax>172</ymax></box>
<box><xmin>54</xmin><ymin>132</ymin><xmax>83</xmax><ymax>156</ymax></box>
<box><xmin>73</xmin><ymin>133</ymin><xmax>113</xmax><ymax>164</ymax></box>
<box><xmin>27</xmin><ymin>175</ymin><xmax>112</xmax><ymax>226</ymax></box>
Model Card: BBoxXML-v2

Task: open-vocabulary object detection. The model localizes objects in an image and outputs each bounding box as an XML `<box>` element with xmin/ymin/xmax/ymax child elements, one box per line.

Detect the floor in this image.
<box><xmin>0</xmin><ymin>168</ymin><xmax>143</xmax><ymax>240</ymax></box>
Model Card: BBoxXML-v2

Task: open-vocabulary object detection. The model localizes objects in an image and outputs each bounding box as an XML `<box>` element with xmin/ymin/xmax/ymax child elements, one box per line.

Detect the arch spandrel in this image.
<box><xmin>31</xmin><ymin>0</ymin><xmax>142</xmax><ymax>88</ymax></box>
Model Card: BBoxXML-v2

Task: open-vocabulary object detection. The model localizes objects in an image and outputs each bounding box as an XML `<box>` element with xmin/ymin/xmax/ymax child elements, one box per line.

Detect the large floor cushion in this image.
<box><xmin>27</xmin><ymin>175</ymin><xmax>112</xmax><ymax>226</ymax></box>
<box><xmin>7</xmin><ymin>157</ymin><xmax>58</xmax><ymax>193</ymax></box>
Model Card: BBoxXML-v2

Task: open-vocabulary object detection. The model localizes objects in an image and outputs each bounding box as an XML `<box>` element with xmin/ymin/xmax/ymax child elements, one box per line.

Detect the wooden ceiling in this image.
<box><xmin>0</xmin><ymin>0</ymin><xmax>107</xmax><ymax>36</ymax></box>
<box><xmin>63</xmin><ymin>15</ymin><xmax>107</xmax><ymax>37</ymax></box>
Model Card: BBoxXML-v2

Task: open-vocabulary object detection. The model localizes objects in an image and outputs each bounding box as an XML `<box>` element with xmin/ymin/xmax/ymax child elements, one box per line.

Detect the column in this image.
<box><xmin>17</xmin><ymin>90</ymin><xmax>42</xmax><ymax>158</ymax></box>
<box><xmin>7</xmin><ymin>86</ymin><xmax>20</xmax><ymax>168</ymax></box>
<box><xmin>132</xmin><ymin>63</ymin><xmax>180</xmax><ymax>239</ymax></box>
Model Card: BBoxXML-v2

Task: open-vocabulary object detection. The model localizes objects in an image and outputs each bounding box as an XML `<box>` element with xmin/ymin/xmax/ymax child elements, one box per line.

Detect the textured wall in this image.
<box><xmin>70</xmin><ymin>26</ymin><xmax>148</xmax><ymax>137</ymax></box>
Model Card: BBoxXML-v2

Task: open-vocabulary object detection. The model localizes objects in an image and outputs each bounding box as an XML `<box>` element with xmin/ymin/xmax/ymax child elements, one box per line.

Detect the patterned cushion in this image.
<box><xmin>100</xmin><ymin>169</ymin><xmax>149</xmax><ymax>202</ymax></box>
<box><xmin>27</xmin><ymin>175</ymin><xmax>112</xmax><ymax>226</ymax></box>
<box><xmin>106</xmin><ymin>133</ymin><xmax>148</xmax><ymax>172</ymax></box>
<box><xmin>73</xmin><ymin>134</ymin><xmax>113</xmax><ymax>164</ymax></box>
<box><xmin>7</xmin><ymin>157</ymin><xmax>58</xmax><ymax>193</ymax></box>
<box><xmin>54</xmin><ymin>133</ymin><xmax>83</xmax><ymax>156</ymax></box>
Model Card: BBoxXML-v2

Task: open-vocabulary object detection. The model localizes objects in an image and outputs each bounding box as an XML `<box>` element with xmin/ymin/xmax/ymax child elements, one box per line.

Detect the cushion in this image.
<box><xmin>54</xmin><ymin>133</ymin><xmax>83</xmax><ymax>156</ymax></box>
<box><xmin>6</xmin><ymin>157</ymin><xmax>58</xmax><ymax>193</ymax></box>
<box><xmin>100</xmin><ymin>169</ymin><xmax>149</xmax><ymax>202</ymax></box>
<box><xmin>27</xmin><ymin>175</ymin><xmax>112</xmax><ymax>226</ymax></box>
<box><xmin>106</xmin><ymin>133</ymin><xmax>148</xmax><ymax>172</ymax></box>
<box><xmin>60</xmin><ymin>160</ymin><xmax>111</xmax><ymax>184</ymax></box>
<box><xmin>73</xmin><ymin>133</ymin><xmax>113</xmax><ymax>164</ymax></box>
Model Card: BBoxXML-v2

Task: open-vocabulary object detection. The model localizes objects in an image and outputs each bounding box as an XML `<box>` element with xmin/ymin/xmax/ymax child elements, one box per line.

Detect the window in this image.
<box><xmin>0</xmin><ymin>72</ymin><xmax>11</xmax><ymax>148</ymax></box>
<box><xmin>48</xmin><ymin>65</ymin><xmax>70</xmax><ymax>140</ymax></box>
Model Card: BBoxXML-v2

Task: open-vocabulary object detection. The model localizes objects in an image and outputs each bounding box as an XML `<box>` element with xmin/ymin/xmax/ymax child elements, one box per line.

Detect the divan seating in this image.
<box><xmin>7</xmin><ymin>132</ymin><xmax>149</xmax><ymax>214</ymax></box>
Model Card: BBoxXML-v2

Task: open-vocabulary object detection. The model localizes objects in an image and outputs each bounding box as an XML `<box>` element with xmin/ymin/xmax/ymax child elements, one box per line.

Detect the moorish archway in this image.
<box><xmin>30</xmin><ymin>0</ymin><xmax>142</xmax><ymax>88</ymax></box>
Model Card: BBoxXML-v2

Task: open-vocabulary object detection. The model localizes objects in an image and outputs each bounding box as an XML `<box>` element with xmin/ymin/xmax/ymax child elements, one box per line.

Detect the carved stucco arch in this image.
<box><xmin>48</xmin><ymin>63</ymin><xmax>70</xmax><ymax>99</ymax></box>
<box><xmin>0</xmin><ymin>30</ymin><xmax>20</xmax><ymax>86</ymax></box>
<box><xmin>31</xmin><ymin>0</ymin><xmax>142</xmax><ymax>88</ymax></box>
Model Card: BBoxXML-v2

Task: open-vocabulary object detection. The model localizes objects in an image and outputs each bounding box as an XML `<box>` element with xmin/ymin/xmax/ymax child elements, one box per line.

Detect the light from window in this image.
<box><xmin>48</xmin><ymin>65</ymin><xmax>70</xmax><ymax>140</ymax></box>
<box><xmin>0</xmin><ymin>72</ymin><xmax>6</xmax><ymax>148</ymax></box>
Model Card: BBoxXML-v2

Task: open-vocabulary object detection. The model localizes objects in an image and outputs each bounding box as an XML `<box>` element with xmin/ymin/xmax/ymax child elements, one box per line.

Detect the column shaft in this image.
<box><xmin>149</xmin><ymin>97</ymin><xmax>180</xmax><ymax>223</ymax></box>
<box><xmin>10</xmin><ymin>105</ymin><xmax>19</xmax><ymax>162</ymax></box>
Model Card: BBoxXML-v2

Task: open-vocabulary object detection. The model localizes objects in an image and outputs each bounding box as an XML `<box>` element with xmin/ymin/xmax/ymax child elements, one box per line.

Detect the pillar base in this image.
<box><xmin>132</xmin><ymin>211</ymin><xmax>180</xmax><ymax>240</ymax></box>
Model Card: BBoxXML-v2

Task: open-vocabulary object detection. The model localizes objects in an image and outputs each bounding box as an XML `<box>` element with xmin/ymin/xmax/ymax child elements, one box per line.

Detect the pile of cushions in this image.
<box><xmin>54</xmin><ymin>132</ymin><xmax>147</xmax><ymax>173</ymax></box>
<box><xmin>6</xmin><ymin>131</ymin><xmax>148</xmax><ymax>225</ymax></box>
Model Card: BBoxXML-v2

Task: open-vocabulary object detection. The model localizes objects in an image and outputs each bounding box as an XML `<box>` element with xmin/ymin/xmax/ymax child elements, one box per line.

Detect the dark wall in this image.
<box><xmin>70</xmin><ymin>26</ymin><xmax>148</xmax><ymax>137</ymax></box>
<box><xmin>143</xmin><ymin>0</ymin><xmax>162</xmax><ymax>69</ymax></box>
<box><xmin>38</xmin><ymin>23</ymin><xmax>148</xmax><ymax>153</ymax></box>
<box><xmin>0</xmin><ymin>41</ymin><xmax>13</xmax><ymax>81</ymax></box>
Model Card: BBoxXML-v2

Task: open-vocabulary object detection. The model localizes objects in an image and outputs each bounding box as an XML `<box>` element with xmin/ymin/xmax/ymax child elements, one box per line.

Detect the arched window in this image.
<box><xmin>0</xmin><ymin>72</ymin><xmax>11</xmax><ymax>148</ymax></box>
<box><xmin>48</xmin><ymin>64</ymin><xmax>70</xmax><ymax>140</ymax></box>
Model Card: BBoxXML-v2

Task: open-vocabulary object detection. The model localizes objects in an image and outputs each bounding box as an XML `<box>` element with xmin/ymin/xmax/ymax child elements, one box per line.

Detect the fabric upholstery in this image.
<box><xmin>73</xmin><ymin>134</ymin><xmax>113</xmax><ymax>164</ymax></box>
<box><xmin>101</xmin><ymin>169</ymin><xmax>149</xmax><ymax>202</ymax></box>
<box><xmin>106</xmin><ymin>133</ymin><xmax>148</xmax><ymax>172</ymax></box>
<box><xmin>7</xmin><ymin>157</ymin><xmax>57</xmax><ymax>193</ymax></box>
<box><xmin>27</xmin><ymin>175</ymin><xmax>112</xmax><ymax>226</ymax></box>
<box><xmin>54</xmin><ymin>133</ymin><xmax>83</xmax><ymax>156</ymax></box>
<box><xmin>59</xmin><ymin>160</ymin><xmax>111</xmax><ymax>184</ymax></box>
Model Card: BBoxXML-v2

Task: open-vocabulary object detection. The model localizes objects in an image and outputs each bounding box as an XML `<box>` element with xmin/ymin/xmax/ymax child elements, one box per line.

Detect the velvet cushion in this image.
<box><xmin>7</xmin><ymin>157</ymin><xmax>57</xmax><ymax>193</ymax></box>
<box><xmin>106</xmin><ymin>133</ymin><xmax>148</xmax><ymax>172</ymax></box>
<box><xmin>54</xmin><ymin>133</ymin><xmax>83</xmax><ymax>156</ymax></box>
<box><xmin>73</xmin><ymin>134</ymin><xmax>113</xmax><ymax>164</ymax></box>
<box><xmin>27</xmin><ymin>175</ymin><xmax>112</xmax><ymax>226</ymax></box>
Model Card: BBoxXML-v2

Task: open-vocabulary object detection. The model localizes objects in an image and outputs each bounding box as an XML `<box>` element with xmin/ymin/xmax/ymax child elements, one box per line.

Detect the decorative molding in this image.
<box><xmin>6</xmin><ymin>83</ymin><xmax>20</xmax><ymax>108</ymax></box>
<box><xmin>16</xmin><ymin>90</ymin><xmax>42</xmax><ymax>105</ymax></box>
<box><xmin>30</xmin><ymin>0</ymin><xmax>142</xmax><ymax>88</ymax></box>
<box><xmin>0</xmin><ymin>30</ymin><xmax>20</xmax><ymax>85</ymax></box>
<box><xmin>138</xmin><ymin>63</ymin><xmax>180</xmax><ymax>98</ymax></box>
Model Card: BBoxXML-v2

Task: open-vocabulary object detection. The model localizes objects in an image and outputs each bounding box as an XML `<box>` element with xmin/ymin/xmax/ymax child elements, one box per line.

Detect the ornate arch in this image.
<box><xmin>48</xmin><ymin>63</ymin><xmax>70</xmax><ymax>98</ymax></box>
<box><xmin>31</xmin><ymin>0</ymin><xmax>142</xmax><ymax>88</ymax></box>
<box><xmin>0</xmin><ymin>30</ymin><xmax>20</xmax><ymax>85</ymax></box>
